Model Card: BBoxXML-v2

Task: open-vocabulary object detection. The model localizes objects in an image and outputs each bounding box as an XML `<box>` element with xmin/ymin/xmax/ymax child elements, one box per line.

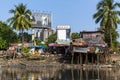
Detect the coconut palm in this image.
<box><xmin>93</xmin><ymin>0</ymin><xmax>120</xmax><ymax>48</ymax></box>
<box><xmin>7</xmin><ymin>3</ymin><xmax>32</xmax><ymax>44</ymax></box>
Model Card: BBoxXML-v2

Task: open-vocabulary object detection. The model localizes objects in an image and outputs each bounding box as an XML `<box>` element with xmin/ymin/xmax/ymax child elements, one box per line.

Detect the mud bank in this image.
<box><xmin>0</xmin><ymin>58</ymin><xmax>119</xmax><ymax>69</ymax></box>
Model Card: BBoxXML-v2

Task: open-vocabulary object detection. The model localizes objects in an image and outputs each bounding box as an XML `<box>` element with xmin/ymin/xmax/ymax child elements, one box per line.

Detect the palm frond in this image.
<box><xmin>9</xmin><ymin>9</ymin><xmax>15</xmax><ymax>13</ymax></box>
<box><xmin>93</xmin><ymin>9</ymin><xmax>103</xmax><ymax>19</ymax></box>
<box><xmin>97</xmin><ymin>0</ymin><xmax>104</xmax><ymax>10</ymax></box>
<box><xmin>7</xmin><ymin>3</ymin><xmax>31</xmax><ymax>31</ymax></box>
<box><xmin>113</xmin><ymin>3</ymin><xmax>120</xmax><ymax>8</ymax></box>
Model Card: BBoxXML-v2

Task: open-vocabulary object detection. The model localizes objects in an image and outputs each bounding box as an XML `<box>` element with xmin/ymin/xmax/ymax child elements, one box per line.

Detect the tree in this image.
<box><xmin>0</xmin><ymin>37</ymin><xmax>7</xmax><ymax>49</ymax></box>
<box><xmin>93</xmin><ymin>0</ymin><xmax>120</xmax><ymax>49</ymax></box>
<box><xmin>0</xmin><ymin>21</ymin><xmax>18</xmax><ymax>47</ymax></box>
<box><xmin>104</xmin><ymin>28</ymin><xmax>119</xmax><ymax>51</ymax></box>
<box><xmin>7</xmin><ymin>3</ymin><xmax>32</xmax><ymax>44</ymax></box>
<box><xmin>18</xmin><ymin>32</ymin><xmax>31</xmax><ymax>42</ymax></box>
<box><xmin>34</xmin><ymin>38</ymin><xmax>42</xmax><ymax>46</ymax></box>
<box><xmin>71</xmin><ymin>32</ymin><xmax>80</xmax><ymax>39</ymax></box>
<box><xmin>46</xmin><ymin>33</ymin><xmax>57</xmax><ymax>46</ymax></box>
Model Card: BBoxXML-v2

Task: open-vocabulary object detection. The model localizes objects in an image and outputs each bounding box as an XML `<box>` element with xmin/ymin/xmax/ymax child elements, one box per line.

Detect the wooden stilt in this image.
<box><xmin>99</xmin><ymin>54</ymin><xmax>101</xmax><ymax>64</ymax></box>
<box><xmin>104</xmin><ymin>54</ymin><xmax>107</xmax><ymax>64</ymax></box>
<box><xmin>71</xmin><ymin>52</ymin><xmax>74</xmax><ymax>64</ymax></box>
<box><xmin>92</xmin><ymin>69</ymin><xmax>94</xmax><ymax>80</ymax></box>
<box><xmin>97</xmin><ymin>54</ymin><xmax>99</xmax><ymax>65</ymax></box>
<box><xmin>92</xmin><ymin>54</ymin><xmax>94</xmax><ymax>65</ymax></box>
<box><xmin>85</xmin><ymin>53</ymin><xmax>88</xmax><ymax>64</ymax></box>
<box><xmin>80</xmin><ymin>68</ymin><xmax>83</xmax><ymax>80</ymax></box>
<box><xmin>86</xmin><ymin>69</ymin><xmax>88</xmax><ymax>80</ymax></box>
<box><xmin>97</xmin><ymin>68</ymin><xmax>100</xmax><ymax>80</ymax></box>
<box><xmin>71</xmin><ymin>68</ymin><xmax>74</xmax><ymax>80</ymax></box>
<box><xmin>77</xmin><ymin>54</ymin><xmax>80</xmax><ymax>64</ymax></box>
<box><xmin>80</xmin><ymin>53</ymin><xmax>82</xmax><ymax>65</ymax></box>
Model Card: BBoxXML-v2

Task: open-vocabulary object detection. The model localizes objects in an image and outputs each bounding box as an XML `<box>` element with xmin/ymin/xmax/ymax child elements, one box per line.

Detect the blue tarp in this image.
<box><xmin>30</xmin><ymin>46</ymin><xmax>44</xmax><ymax>49</ymax></box>
<box><xmin>36</xmin><ymin>46</ymin><xmax>44</xmax><ymax>49</ymax></box>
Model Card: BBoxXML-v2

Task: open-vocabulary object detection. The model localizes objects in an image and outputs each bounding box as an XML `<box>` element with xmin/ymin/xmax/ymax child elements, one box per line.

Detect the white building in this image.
<box><xmin>56</xmin><ymin>25</ymin><xmax>71</xmax><ymax>44</ymax></box>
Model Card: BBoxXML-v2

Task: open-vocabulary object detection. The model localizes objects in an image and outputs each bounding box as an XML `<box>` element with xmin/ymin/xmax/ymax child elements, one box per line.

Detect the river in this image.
<box><xmin>0</xmin><ymin>67</ymin><xmax>120</xmax><ymax>80</ymax></box>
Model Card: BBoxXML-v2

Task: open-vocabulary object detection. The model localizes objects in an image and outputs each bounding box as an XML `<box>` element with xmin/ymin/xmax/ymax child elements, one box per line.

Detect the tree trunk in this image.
<box><xmin>22</xmin><ymin>28</ymin><xmax>24</xmax><ymax>45</ymax></box>
<box><xmin>110</xmin><ymin>29</ymin><xmax>112</xmax><ymax>48</ymax></box>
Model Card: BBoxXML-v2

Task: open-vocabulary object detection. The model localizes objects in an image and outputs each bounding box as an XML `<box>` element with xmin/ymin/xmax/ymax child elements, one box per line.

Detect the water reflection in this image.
<box><xmin>0</xmin><ymin>67</ymin><xmax>120</xmax><ymax>80</ymax></box>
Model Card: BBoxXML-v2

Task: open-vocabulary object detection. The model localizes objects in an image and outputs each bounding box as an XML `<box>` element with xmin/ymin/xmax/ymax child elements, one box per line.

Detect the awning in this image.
<box><xmin>48</xmin><ymin>43</ymin><xmax>55</xmax><ymax>46</ymax></box>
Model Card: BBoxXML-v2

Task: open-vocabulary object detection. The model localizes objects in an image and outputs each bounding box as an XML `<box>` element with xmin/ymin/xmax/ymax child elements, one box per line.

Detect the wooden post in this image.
<box><xmin>97</xmin><ymin>54</ymin><xmax>99</xmax><ymax>65</ymax></box>
<box><xmin>97</xmin><ymin>68</ymin><xmax>100</xmax><ymax>80</ymax></box>
<box><xmin>99</xmin><ymin>54</ymin><xmax>101</xmax><ymax>64</ymax></box>
<box><xmin>71</xmin><ymin>51</ymin><xmax>74</xmax><ymax>64</ymax></box>
<box><xmin>80</xmin><ymin>69</ymin><xmax>83</xmax><ymax>80</ymax></box>
<box><xmin>92</xmin><ymin>69</ymin><xmax>94</xmax><ymax>80</ymax></box>
<box><xmin>85</xmin><ymin>53</ymin><xmax>88</xmax><ymax>64</ymax></box>
<box><xmin>71</xmin><ymin>68</ymin><xmax>74</xmax><ymax>80</ymax></box>
<box><xmin>86</xmin><ymin>68</ymin><xmax>88</xmax><ymax>80</ymax></box>
<box><xmin>92</xmin><ymin>54</ymin><xmax>94</xmax><ymax>65</ymax></box>
<box><xmin>105</xmin><ymin>53</ymin><xmax>107</xmax><ymax>64</ymax></box>
<box><xmin>80</xmin><ymin>53</ymin><xmax>82</xmax><ymax>65</ymax></box>
<box><xmin>77</xmin><ymin>54</ymin><xmax>80</xmax><ymax>64</ymax></box>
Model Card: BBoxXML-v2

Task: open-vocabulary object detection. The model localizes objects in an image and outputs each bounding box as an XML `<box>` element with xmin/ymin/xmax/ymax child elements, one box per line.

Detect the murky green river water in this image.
<box><xmin>0</xmin><ymin>67</ymin><xmax>120</xmax><ymax>80</ymax></box>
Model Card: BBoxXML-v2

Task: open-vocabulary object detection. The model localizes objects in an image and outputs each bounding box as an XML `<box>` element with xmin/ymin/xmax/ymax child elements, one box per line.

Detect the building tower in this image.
<box><xmin>31</xmin><ymin>11</ymin><xmax>54</xmax><ymax>42</ymax></box>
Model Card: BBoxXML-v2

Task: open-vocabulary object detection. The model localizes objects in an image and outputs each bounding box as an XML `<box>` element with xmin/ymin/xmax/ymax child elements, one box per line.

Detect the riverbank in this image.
<box><xmin>0</xmin><ymin>54</ymin><xmax>119</xmax><ymax>69</ymax></box>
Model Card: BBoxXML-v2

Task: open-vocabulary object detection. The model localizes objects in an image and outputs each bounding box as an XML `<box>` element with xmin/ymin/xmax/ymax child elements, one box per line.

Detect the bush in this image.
<box><xmin>20</xmin><ymin>46</ymin><xmax>30</xmax><ymax>57</ymax></box>
<box><xmin>0</xmin><ymin>37</ymin><xmax>7</xmax><ymax>49</ymax></box>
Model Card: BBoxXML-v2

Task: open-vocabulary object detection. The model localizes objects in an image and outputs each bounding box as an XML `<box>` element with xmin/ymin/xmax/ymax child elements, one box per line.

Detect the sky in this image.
<box><xmin>0</xmin><ymin>0</ymin><xmax>120</xmax><ymax>40</ymax></box>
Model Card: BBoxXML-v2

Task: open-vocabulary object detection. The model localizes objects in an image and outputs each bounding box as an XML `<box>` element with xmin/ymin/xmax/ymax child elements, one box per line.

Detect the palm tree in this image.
<box><xmin>7</xmin><ymin>3</ymin><xmax>32</xmax><ymax>44</ymax></box>
<box><xmin>93</xmin><ymin>0</ymin><xmax>120</xmax><ymax>48</ymax></box>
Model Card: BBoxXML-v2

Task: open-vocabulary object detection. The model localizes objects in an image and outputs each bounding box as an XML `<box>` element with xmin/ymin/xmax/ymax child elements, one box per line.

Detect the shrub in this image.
<box><xmin>20</xmin><ymin>46</ymin><xmax>30</xmax><ymax>57</ymax></box>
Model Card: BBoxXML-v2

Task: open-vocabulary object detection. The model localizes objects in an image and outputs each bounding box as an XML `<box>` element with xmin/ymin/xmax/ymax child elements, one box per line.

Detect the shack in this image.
<box><xmin>48</xmin><ymin>43</ymin><xmax>70</xmax><ymax>56</ymax></box>
<box><xmin>71</xmin><ymin>31</ymin><xmax>108</xmax><ymax>64</ymax></box>
<box><xmin>48</xmin><ymin>25</ymin><xmax>71</xmax><ymax>56</ymax></box>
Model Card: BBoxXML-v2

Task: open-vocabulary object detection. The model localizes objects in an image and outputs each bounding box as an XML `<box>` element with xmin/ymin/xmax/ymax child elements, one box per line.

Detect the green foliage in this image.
<box><xmin>0</xmin><ymin>21</ymin><xmax>18</xmax><ymax>47</ymax></box>
<box><xmin>21</xmin><ymin>46</ymin><xmax>30</xmax><ymax>53</ymax></box>
<box><xmin>104</xmin><ymin>28</ymin><xmax>119</xmax><ymax>51</ymax></box>
<box><xmin>20</xmin><ymin>46</ymin><xmax>30</xmax><ymax>57</ymax></box>
<box><xmin>0</xmin><ymin>37</ymin><xmax>7</xmax><ymax>49</ymax></box>
<box><xmin>46</xmin><ymin>33</ymin><xmax>57</xmax><ymax>46</ymax></box>
<box><xmin>35</xmin><ymin>38</ymin><xmax>42</xmax><ymax>46</ymax></box>
<box><xmin>19</xmin><ymin>32</ymin><xmax>31</xmax><ymax>43</ymax></box>
<box><xmin>71</xmin><ymin>32</ymin><xmax>80</xmax><ymax>39</ymax></box>
<box><xmin>93</xmin><ymin>0</ymin><xmax>120</xmax><ymax>50</ymax></box>
<box><xmin>7</xmin><ymin>3</ymin><xmax>32</xmax><ymax>43</ymax></box>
